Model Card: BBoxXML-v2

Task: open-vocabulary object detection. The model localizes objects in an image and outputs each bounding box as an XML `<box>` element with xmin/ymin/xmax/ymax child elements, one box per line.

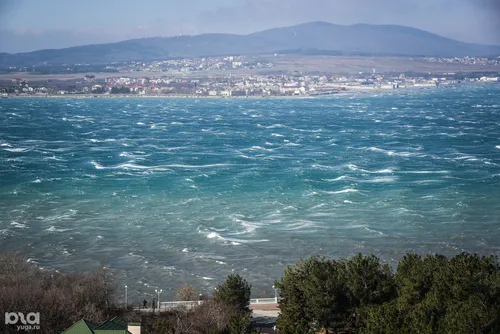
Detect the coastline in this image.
<box><xmin>2</xmin><ymin>82</ymin><xmax>495</xmax><ymax>100</ymax></box>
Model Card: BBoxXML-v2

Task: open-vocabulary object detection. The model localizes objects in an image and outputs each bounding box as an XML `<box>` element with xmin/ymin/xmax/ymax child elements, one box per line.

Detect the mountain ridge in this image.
<box><xmin>1</xmin><ymin>21</ymin><xmax>499</xmax><ymax>66</ymax></box>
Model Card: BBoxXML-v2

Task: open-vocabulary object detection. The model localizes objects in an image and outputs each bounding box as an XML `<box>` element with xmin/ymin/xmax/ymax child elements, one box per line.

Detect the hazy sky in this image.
<box><xmin>0</xmin><ymin>0</ymin><xmax>499</xmax><ymax>53</ymax></box>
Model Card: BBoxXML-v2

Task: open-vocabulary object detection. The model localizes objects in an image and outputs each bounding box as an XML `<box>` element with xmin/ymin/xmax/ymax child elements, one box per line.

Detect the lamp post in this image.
<box><xmin>155</xmin><ymin>289</ymin><xmax>162</xmax><ymax>309</ymax></box>
<box><xmin>272</xmin><ymin>285</ymin><xmax>277</xmax><ymax>303</ymax></box>
<box><xmin>124</xmin><ymin>285</ymin><xmax>128</xmax><ymax>308</ymax></box>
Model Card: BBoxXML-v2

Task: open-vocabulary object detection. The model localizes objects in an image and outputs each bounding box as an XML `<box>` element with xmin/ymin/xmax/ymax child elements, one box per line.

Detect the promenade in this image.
<box><xmin>135</xmin><ymin>297</ymin><xmax>279</xmax><ymax>315</ymax></box>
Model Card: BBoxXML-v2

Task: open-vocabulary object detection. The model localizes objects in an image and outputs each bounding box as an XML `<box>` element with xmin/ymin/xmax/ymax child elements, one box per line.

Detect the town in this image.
<box><xmin>1</xmin><ymin>55</ymin><xmax>499</xmax><ymax>97</ymax></box>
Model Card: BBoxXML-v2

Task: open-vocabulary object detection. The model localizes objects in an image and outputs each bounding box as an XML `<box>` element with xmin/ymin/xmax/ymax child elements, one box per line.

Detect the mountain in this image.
<box><xmin>1</xmin><ymin>22</ymin><xmax>499</xmax><ymax>67</ymax></box>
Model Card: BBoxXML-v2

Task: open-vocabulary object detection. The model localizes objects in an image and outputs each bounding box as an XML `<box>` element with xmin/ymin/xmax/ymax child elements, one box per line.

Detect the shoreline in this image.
<box><xmin>2</xmin><ymin>82</ymin><xmax>496</xmax><ymax>100</ymax></box>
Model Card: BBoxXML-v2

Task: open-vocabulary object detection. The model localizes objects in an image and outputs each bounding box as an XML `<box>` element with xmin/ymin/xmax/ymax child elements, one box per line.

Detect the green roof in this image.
<box><xmin>95</xmin><ymin>317</ymin><xmax>129</xmax><ymax>330</ymax></box>
<box><xmin>62</xmin><ymin>319</ymin><xmax>98</xmax><ymax>334</ymax></box>
<box><xmin>63</xmin><ymin>317</ymin><xmax>135</xmax><ymax>334</ymax></box>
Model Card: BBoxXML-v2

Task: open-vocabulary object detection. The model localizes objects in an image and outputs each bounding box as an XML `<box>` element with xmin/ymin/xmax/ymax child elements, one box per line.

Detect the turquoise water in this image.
<box><xmin>1</xmin><ymin>85</ymin><xmax>500</xmax><ymax>300</ymax></box>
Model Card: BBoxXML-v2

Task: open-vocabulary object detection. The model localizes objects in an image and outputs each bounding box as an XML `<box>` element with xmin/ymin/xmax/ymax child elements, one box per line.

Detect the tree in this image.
<box><xmin>363</xmin><ymin>253</ymin><xmax>500</xmax><ymax>334</ymax></box>
<box><xmin>212</xmin><ymin>274</ymin><xmax>252</xmax><ymax>313</ymax></box>
<box><xmin>0</xmin><ymin>253</ymin><xmax>117</xmax><ymax>333</ymax></box>
<box><xmin>176</xmin><ymin>284</ymin><xmax>197</xmax><ymax>301</ymax></box>
<box><xmin>275</xmin><ymin>255</ymin><xmax>396</xmax><ymax>333</ymax></box>
<box><xmin>111</xmin><ymin>86</ymin><xmax>131</xmax><ymax>94</ymax></box>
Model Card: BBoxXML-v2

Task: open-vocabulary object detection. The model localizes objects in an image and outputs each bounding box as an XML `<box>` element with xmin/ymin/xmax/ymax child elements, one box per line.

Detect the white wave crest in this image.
<box><xmin>11</xmin><ymin>222</ymin><xmax>28</xmax><ymax>229</ymax></box>
<box><xmin>324</xmin><ymin>188</ymin><xmax>359</xmax><ymax>195</ymax></box>
<box><xmin>4</xmin><ymin>147</ymin><xmax>29</xmax><ymax>152</ymax></box>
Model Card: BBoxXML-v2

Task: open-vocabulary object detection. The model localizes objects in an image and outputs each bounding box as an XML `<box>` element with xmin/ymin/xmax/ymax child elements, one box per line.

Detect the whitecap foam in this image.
<box><xmin>403</xmin><ymin>170</ymin><xmax>449</xmax><ymax>174</ymax></box>
<box><xmin>46</xmin><ymin>226</ymin><xmax>70</xmax><ymax>232</ymax></box>
<box><xmin>324</xmin><ymin>188</ymin><xmax>359</xmax><ymax>195</ymax></box>
<box><xmin>11</xmin><ymin>222</ymin><xmax>28</xmax><ymax>229</ymax></box>
<box><xmin>4</xmin><ymin>147</ymin><xmax>29</xmax><ymax>152</ymax></box>
<box><xmin>362</xmin><ymin>176</ymin><xmax>397</xmax><ymax>183</ymax></box>
<box><xmin>373</xmin><ymin>169</ymin><xmax>394</xmax><ymax>174</ymax></box>
<box><xmin>249</xmin><ymin>146</ymin><xmax>274</xmax><ymax>152</ymax></box>
<box><xmin>207</xmin><ymin>232</ymin><xmax>222</xmax><ymax>239</ymax></box>
<box><xmin>91</xmin><ymin>161</ymin><xmax>173</xmax><ymax>172</ymax></box>
<box><xmin>364</xmin><ymin>226</ymin><xmax>388</xmax><ymax>236</ymax></box>
<box><xmin>257</xmin><ymin>123</ymin><xmax>288</xmax><ymax>129</ymax></box>
<box><xmin>324</xmin><ymin>176</ymin><xmax>349</xmax><ymax>182</ymax></box>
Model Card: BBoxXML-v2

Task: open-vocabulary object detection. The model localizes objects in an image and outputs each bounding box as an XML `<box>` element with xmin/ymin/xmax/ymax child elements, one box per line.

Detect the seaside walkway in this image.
<box><xmin>136</xmin><ymin>297</ymin><xmax>278</xmax><ymax>312</ymax></box>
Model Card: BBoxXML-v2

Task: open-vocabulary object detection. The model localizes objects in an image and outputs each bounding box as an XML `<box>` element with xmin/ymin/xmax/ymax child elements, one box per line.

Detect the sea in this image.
<box><xmin>1</xmin><ymin>84</ymin><xmax>500</xmax><ymax>301</ymax></box>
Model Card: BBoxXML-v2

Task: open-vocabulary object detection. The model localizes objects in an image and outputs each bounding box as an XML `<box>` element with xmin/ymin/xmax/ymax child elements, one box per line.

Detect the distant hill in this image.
<box><xmin>1</xmin><ymin>22</ymin><xmax>500</xmax><ymax>66</ymax></box>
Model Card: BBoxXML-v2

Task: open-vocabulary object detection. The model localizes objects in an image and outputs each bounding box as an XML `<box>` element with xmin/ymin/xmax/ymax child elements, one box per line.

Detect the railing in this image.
<box><xmin>250</xmin><ymin>298</ymin><xmax>278</xmax><ymax>304</ymax></box>
<box><xmin>159</xmin><ymin>297</ymin><xmax>278</xmax><ymax>310</ymax></box>
<box><xmin>160</xmin><ymin>301</ymin><xmax>203</xmax><ymax>310</ymax></box>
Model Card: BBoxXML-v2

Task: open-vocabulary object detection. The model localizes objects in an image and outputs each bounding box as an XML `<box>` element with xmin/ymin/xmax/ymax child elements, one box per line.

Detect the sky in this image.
<box><xmin>0</xmin><ymin>0</ymin><xmax>499</xmax><ymax>53</ymax></box>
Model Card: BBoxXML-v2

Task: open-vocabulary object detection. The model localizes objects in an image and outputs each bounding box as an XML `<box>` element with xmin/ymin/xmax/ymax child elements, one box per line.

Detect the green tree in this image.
<box><xmin>363</xmin><ymin>253</ymin><xmax>500</xmax><ymax>334</ymax></box>
<box><xmin>111</xmin><ymin>86</ymin><xmax>131</xmax><ymax>94</ymax></box>
<box><xmin>275</xmin><ymin>254</ymin><xmax>396</xmax><ymax>333</ymax></box>
<box><xmin>212</xmin><ymin>274</ymin><xmax>252</xmax><ymax>313</ymax></box>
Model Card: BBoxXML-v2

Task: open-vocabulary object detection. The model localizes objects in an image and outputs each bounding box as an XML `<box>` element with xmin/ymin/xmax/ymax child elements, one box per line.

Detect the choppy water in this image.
<box><xmin>1</xmin><ymin>85</ymin><xmax>500</xmax><ymax>301</ymax></box>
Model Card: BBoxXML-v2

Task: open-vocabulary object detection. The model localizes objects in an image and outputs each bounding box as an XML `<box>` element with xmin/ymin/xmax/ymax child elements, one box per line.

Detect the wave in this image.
<box><xmin>206</xmin><ymin>230</ymin><xmax>268</xmax><ymax>245</ymax></box>
<box><xmin>3</xmin><ymin>147</ymin><xmax>30</xmax><ymax>152</ymax></box>
<box><xmin>46</xmin><ymin>226</ymin><xmax>71</xmax><ymax>232</ymax></box>
<box><xmin>91</xmin><ymin>161</ymin><xmax>173</xmax><ymax>171</ymax></box>
<box><xmin>11</xmin><ymin>222</ymin><xmax>28</xmax><ymax>229</ymax></box>
<box><xmin>347</xmin><ymin>164</ymin><xmax>394</xmax><ymax>174</ymax></box>
<box><xmin>364</xmin><ymin>226</ymin><xmax>389</xmax><ymax>236</ymax></box>
<box><xmin>402</xmin><ymin>170</ymin><xmax>449</xmax><ymax>174</ymax></box>
<box><xmin>323</xmin><ymin>188</ymin><xmax>359</xmax><ymax>195</ymax></box>
<box><xmin>89</xmin><ymin>138</ymin><xmax>117</xmax><ymax>143</ymax></box>
<box><xmin>257</xmin><ymin>123</ymin><xmax>289</xmax><ymax>129</ymax></box>
<box><xmin>367</xmin><ymin>147</ymin><xmax>421</xmax><ymax>158</ymax></box>
<box><xmin>361</xmin><ymin>176</ymin><xmax>397</xmax><ymax>183</ymax></box>
<box><xmin>323</xmin><ymin>176</ymin><xmax>350</xmax><ymax>182</ymax></box>
<box><xmin>283</xmin><ymin>221</ymin><xmax>320</xmax><ymax>231</ymax></box>
<box><xmin>249</xmin><ymin>146</ymin><xmax>274</xmax><ymax>152</ymax></box>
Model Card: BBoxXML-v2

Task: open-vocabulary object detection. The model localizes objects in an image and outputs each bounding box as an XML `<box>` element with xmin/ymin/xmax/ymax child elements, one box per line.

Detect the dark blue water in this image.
<box><xmin>1</xmin><ymin>85</ymin><xmax>500</xmax><ymax>300</ymax></box>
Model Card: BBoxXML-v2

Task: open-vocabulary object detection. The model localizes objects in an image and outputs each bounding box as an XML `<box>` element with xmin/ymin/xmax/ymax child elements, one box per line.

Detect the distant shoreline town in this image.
<box><xmin>1</xmin><ymin>55</ymin><xmax>499</xmax><ymax>98</ymax></box>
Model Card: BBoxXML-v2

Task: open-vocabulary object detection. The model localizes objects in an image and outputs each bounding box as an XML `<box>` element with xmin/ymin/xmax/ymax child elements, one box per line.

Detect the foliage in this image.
<box><xmin>275</xmin><ymin>254</ymin><xmax>395</xmax><ymax>333</ymax></box>
<box><xmin>0</xmin><ymin>252</ymin><xmax>116</xmax><ymax>333</ymax></box>
<box><xmin>363</xmin><ymin>252</ymin><xmax>500</xmax><ymax>334</ymax></box>
<box><xmin>139</xmin><ymin>300</ymin><xmax>253</xmax><ymax>334</ymax></box>
<box><xmin>110</xmin><ymin>86</ymin><xmax>131</xmax><ymax>94</ymax></box>
<box><xmin>213</xmin><ymin>274</ymin><xmax>252</xmax><ymax>313</ymax></box>
<box><xmin>276</xmin><ymin>252</ymin><xmax>500</xmax><ymax>333</ymax></box>
<box><xmin>176</xmin><ymin>284</ymin><xmax>198</xmax><ymax>301</ymax></box>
